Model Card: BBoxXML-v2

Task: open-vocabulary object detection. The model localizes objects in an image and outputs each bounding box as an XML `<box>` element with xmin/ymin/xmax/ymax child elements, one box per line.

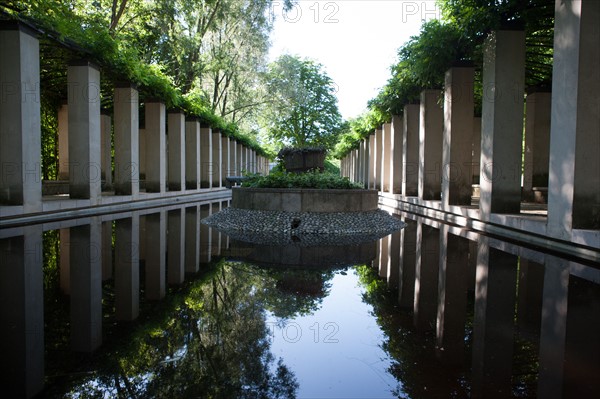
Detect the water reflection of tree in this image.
<box><xmin>45</xmin><ymin>259</ymin><xmax>299</xmax><ymax>398</ymax></box>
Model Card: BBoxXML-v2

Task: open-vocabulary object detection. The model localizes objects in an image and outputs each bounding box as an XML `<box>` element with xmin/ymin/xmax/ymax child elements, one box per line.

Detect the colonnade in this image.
<box><xmin>0</xmin><ymin>21</ymin><xmax>270</xmax><ymax>214</ymax></box>
<box><xmin>342</xmin><ymin>1</ymin><xmax>600</xmax><ymax>242</ymax></box>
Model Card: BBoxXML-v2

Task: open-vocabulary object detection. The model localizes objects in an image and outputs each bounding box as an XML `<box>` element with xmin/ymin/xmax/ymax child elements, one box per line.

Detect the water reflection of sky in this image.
<box><xmin>267</xmin><ymin>269</ymin><xmax>397</xmax><ymax>399</ymax></box>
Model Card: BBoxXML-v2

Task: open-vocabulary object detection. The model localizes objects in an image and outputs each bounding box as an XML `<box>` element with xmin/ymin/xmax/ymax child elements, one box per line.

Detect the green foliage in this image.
<box><xmin>243</xmin><ymin>169</ymin><xmax>363</xmax><ymax>190</ymax></box>
<box><xmin>260</xmin><ymin>55</ymin><xmax>343</xmax><ymax>151</ymax></box>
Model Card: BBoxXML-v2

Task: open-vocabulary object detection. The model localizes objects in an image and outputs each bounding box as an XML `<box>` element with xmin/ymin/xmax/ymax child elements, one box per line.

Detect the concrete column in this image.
<box><xmin>414</xmin><ymin>222</ymin><xmax>440</xmax><ymax>331</ymax></box>
<box><xmin>113</xmin><ymin>84</ymin><xmax>139</xmax><ymax>196</ymax></box>
<box><xmin>442</xmin><ymin>65</ymin><xmax>475</xmax><ymax>208</ymax></box>
<box><xmin>479</xmin><ymin>29</ymin><xmax>526</xmax><ymax>220</ymax></box>
<box><xmin>403</xmin><ymin>104</ymin><xmax>420</xmax><ymax>196</ymax></box>
<box><xmin>374</xmin><ymin>127</ymin><xmax>383</xmax><ymax>190</ymax></box>
<box><xmin>58</xmin><ymin>104</ymin><xmax>69</xmax><ymax>180</ymax></box>
<box><xmin>70</xmin><ymin>219</ymin><xmax>102</xmax><ymax>352</ymax></box>
<box><xmin>67</xmin><ymin>61</ymin><xmax>101</xmax><ymax>202</ymax></box>
<box><xmin>398</xmin><ymin>218</ymin><xmax>417</xmax><ymax>308</ymax></box>
<box><xmin>0</xmin><ymin>226</ymin><xmax>44</xmax><ymax>398</ymax></box>
<box><xmin>221</xmin><ymin>135</ymin><xmax>230</xmax><ymax>180</ymax></box>
<box><xmin>0</xmin><ymin>23</ymin><xmax>42</xmax><ymax>211</ymax></box>
<box><xmin>362</xmin><ymin>138</ymin><xmax>370</xmax><ymax>188</ymax></box>
<box><xmin>471</xmin><ymin>117</ymin><xmax>482</xmax><ymax>186</ymax></box>
<box><xmin>523</xmin><ymin>91</ymin><xmax>551</xmax><ymax>200</ymax></box>
<box><xmin>114</xmin><ymin>215</ymin><xmax>140</xmax><ymax>321</ymax></box>
<box><xmin>358</xmin><ymin>140</ymin><xmax>365</xmax><ymax>184</ymax></box>
<box><xmin>390</xmin><ymin>115</ymin><xmax>403</xmax><ymax>194</ymax></box>
<box><xmin>381</xmin><ymin>123</ymin><xmax>392</xmax><ymax>192</ymax></box>
<box><xmin>139</xmin><ymin>127</ymin><xmax>145</xmax><ymax>181</ymax></box>
<box><xmin>229</xmin><ymin>139</ymin><xmax>237</xmax><ymax>176</ymax></box>
<box><xmin>211</xmin><ymin>129</ymin><xmax>222</xmax><ymax>187</ymax></box>
<box><xmin>471</xmin><ymin>237</ymin><xmax>518</xmax><ymax>398</ymax></box>
<box><xmin>537</xmin><ymin>256</ymin><xmax>569</xmax><ymax>399</ymax></box>
<box><xmin>100</xmin><ymin>111</ymin><xmax>112</xmax><ymax>189</ymax></box>
<box><xmin>101</xmin><ymin>221</ymin><xmax>112</xmax><ymax>280</ymax></box>
<box><xmin>368</xmin><ymin>133</ymin><xmax>376</xmax><ymax>189</ymax></box>
<box><xmin>548</xmin><ymin>0</ymin><xmax>600</xmax><ymax>234</ymax></box>
<box><xmin>237</xmin><ymin>143</ymin><xmax>244</xmax><ymax>174</ymax></box>
<box><xmin>436</xmin><ymin>226</ymin><xmax>469</xmax><ymax>363</ymax></box>
<box><xmin>200</xmin><ymin>124</ymin><xmax>212</xmax><ymax>188</ymax></box>
<box><xmin>185</xmin><ymin>205</ymin><xmax>200</xmax><ymax>274</ymax></box>
<box><xmin>167</xmin><ymin>208</ymin><xmax>185</xmax><ymax>285</ymax></box>
<box><xmin>354</xmin><ymin>149</ymin><xmax>360</xmax><ymax>183</ymax></box>
<box><xmin>167</xmin><ymin>110</ymin><xmax>185</xmax><ymax>191</ymax></box>
<box><xmin>199</xmin><ymin>204</ymin><xmax>212</xmax><ymax>263</ymax></box>
<box><xmin>144</xmin><ymin>211</ymin><xmax>166</xmax><ymax>301</ymax></box>
<box><xmin>144</xmin><ymin>102</ymin><xmax>166</xmax><ymax>193</ymax></box>
<box><xmin>419</xmin><ymin>89</ymin><xmax>444</xmax><ymax>201</ymax></box>
<box><xmin>185</xmin><ymin>117</ymin><xmax>200</xmax><ymax>190</ymax></box>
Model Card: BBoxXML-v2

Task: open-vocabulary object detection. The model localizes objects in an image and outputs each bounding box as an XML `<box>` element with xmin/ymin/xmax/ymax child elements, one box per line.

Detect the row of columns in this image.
<box><xmin>342</xmin><ymin>2</ymin><xmax>600</xmax><ymax>238</ymax></box>
<box><xmin>0</xmin><ymin>201</ymin><xmax>228</xmax><ymax>398</ymax></box>
<box><xmin>0</xmin><ymin>21</ymin><xmax>269</xmax><ymax>211</ymax></box>
<box><xmin>374</xmin><ymin>218</ymin><xmax>599</xmax><ymax>398</ymax></box>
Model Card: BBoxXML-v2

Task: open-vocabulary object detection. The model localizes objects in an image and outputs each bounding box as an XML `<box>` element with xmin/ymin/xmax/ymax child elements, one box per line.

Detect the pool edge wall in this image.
<box><xmin>231</xmin><ymin>187</ymin><xmax>379</xmax><ymax>212</ymax></box>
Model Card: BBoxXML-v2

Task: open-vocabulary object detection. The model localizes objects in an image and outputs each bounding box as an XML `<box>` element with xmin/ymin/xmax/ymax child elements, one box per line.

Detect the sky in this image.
<box><xmin>268</xmin><ymin>0</ymin><xmax>443</xmax><ymax>120</ymax></box>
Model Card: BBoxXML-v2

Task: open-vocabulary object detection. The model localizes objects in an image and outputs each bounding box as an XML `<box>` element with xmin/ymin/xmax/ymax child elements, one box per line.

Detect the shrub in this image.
<box><xmin>242</xmin><ymin>170</ymin><xmax>363</xmax><ymax>190</ymax></box>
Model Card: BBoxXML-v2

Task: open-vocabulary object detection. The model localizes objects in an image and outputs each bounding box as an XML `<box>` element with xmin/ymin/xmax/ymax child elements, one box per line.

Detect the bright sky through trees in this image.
<box><xmin>268</xmin><ymin>0</ymin><xmax>440</xmax><ymax>119</ymax></box>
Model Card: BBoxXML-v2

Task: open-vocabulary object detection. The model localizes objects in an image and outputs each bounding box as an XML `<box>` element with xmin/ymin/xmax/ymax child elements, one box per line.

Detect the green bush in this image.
<box><xmin>243</xmin><ymin>170</ymin><xmax>363</xmax><ymax>190</ymax></box>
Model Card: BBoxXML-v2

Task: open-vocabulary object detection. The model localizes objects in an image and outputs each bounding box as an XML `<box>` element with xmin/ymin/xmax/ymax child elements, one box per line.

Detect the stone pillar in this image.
<box><xmin>479</xmin><ymin>29</ymin><xmax>526</xmax><ymax>220</ymax></box>
<box><xmin>442</xmin><ymin>65</ymin><xmax>475</xmax><ymax>208</ymax></box>
<box><xmin>390</xmin><ymin>115</ymin><xmax>403</xmax><ymax>194</ymax></box>
<box><xmin>211</xmin><ymin>129</ymin><xmax>222</xmax><ymax>188</ymax></box>
<box><xmin>403</xmin><ymin>104</ymin><xmax>420</xmax><ymax>196</ymax></box>
<box><xmin>537</xmin><ymin>256</ymin><xmax>569</xmax><ymax>399</ymax></box>
<box><xmin>113</xmin><ymin>83</ymin><xmax>139</xmax><ymax>196</ymax></box>
<box><xmin>200</xmin><ymin>124</ymin><xmax>212</xmax><ymax>188</ymax></box>
<box><xmin>67</xmin><ymin>61</ymin><xmax>101</xmax><ymax>202</ymax></box>
<box><xmin>523</xmin><ymin>91</ymin><xmax>551</xmax><ymax>200</ymax></box>
<box><xmin>381</xmin><ymin>123</ymin><xmax>392</xmax><ymax>192</ymax></box>
<box><xmin>471</xmin><ymin>237</ymin><xmax>518</xmax><ymax>398</ymax></box>
<box><xmin>221</xmin><ymin>135</ymin><xmax>230</xmax><ymax>181</ymax></box>
<box><xmin>139</xmin><ymin>127</ymin><xmax>145</xmax><ymax>180</ymax></box>
<box><xmin>58</xmin><ymin>104</ymin><xmax>69</xmax><ymax>180</ymax></box>
<box><xmin>229</xmin><ymin>139</ymin><xmax>237</xmax><ymax>176</ymax></box>
<box><xmin>419</xmin><ymin>89</ymin><xmax>444</xmax><ymax>201</ymax></box>
<box><xmin>0</xmin><ymin>226</ymin><xmax>44</xmax><ymax>398</ymax></box>
<box><xmin>436</xmin><ymin>226</ymin><xmax>469</xmax><ymax>363</ymax></box>
<box><xmin>145</xmin><ymin>211</ymin><xmax>166</xmax><ymax>301</ymax></box>
<box><xmin>236</xmin><ymin>143</ymin><xmax>243</xmax><ymax>174</ymax></box>
<box><xmin>368</xmin><ymin>133</ymin><xmax>376</xmax><ymax>189</ymax></box>
<box><xmin>414</xmin><ymin>222</ymin><xmax>440</xmax><ymax>331</ymax></box>
<box><xmin>167</xmin><ymin>110</ymin><xmax>185</xmax><ymax>191</ymax></box>
<box><xmin>548</xmin><ymin>0</ymin><xmax>600</xmax><ymax>234</ymax></box>
<box><xmin>472</xmin><ymin>117</ymin><xmax>482</xmax><ymax>186</ymax></box>
<box><xmin>100</xmin><ymin>111</ymin><xmax>112</xmax><ymax>189</ymax></box>
<box><xmin>374</xmin><ymin>127</ymin><xmax>383</xmax><ymax>190</ymax></box>
<box><xmin>144</xmin><ymin>102</ymin><xmax>166</xmax><ymax>193</ymax></box>
<box><xmin>363</xmin><ymin>138</ymin><xmax>370</xmax><ymax>188</ymax></box>
<box><xmin>167</xmin><ymin>208</ymin><xmax>185</xmax><ymax>285</ymax></box>
<box><xmin>185</xmin><ymin>117</ymin><xmax>200</xmax><ymax>190</ymax></box>
<box><xmin>185</xmin><ymin>205</ymin><xmax>200</xmax><ymax>274</ymax></box>
<box><xmin>0</xmin><ymin>23</ymin><xmax>42</xmax><ymax>212</ymax></box>
<box><xmin>358</xmin><ymin>140</ymin><xmax>365</xmax><ymax>184</ymax></box>
<box><xmin>70</xmin><ymin>219</ymin><xmax>102</xmax><ymax>352</ymax></box>
<box><xmin>114</xmin><ymin>215</ymin><xmax>140</xmax><ymax>321</ymax></box>
<box><xmin>398</xmin><ymin>218</ymin><xmax>417</xmax><ymax>308</ymax></box>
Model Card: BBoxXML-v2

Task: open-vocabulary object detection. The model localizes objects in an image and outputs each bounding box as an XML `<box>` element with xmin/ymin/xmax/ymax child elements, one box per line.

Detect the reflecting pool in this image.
<box><xmin>1</xmin><ymin>200</ymin><xmax>599</xmax><ymax>398</ymax></box>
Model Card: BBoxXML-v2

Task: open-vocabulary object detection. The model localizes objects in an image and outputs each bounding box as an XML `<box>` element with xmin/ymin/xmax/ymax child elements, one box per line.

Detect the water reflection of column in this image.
<box><xmin>0</xmin><ymin>226</ymin><xmax>44</xmax><ymax>398</ymax></box>
<box><xmin>387</xmin><ymin>230</ymin><xmax>401</xmax><ymax>289</ymax></box>
<box><xmin>398</xmin><ymin>218</ymin><xmax>417</xmax><ymax>308</ymax></box>
<box><xmin>101</xmin><ymin>221</ymin><xmax>113</xmax><ymax>281</ymax></box>
<box><xmin>199</xmin><ymin>204</ymin><xmax>212</xmax><ymax>263</ymax></box>
<box><xmin>516</xmin><ymin>259</ymin><xmax>544</xmax><ymax>333</ymax></box>
<box><xmin>537</xmin><ymin>255</ymin><xmax>569</xmax><ymax>399</ymax></box>
<box><xmin>167</xmin><ymin>208</ymin><xmax>185</xmax><ymax>285</ymax></box>
<box><xmin>115</xmin><ymin>215</ymin><xmax>140</xmax><ymax>321</ymax></box>
<box><xmin>471</xmin><ymin>236</ymin><xmax>518</xmax><ymax>398</ymax></box>
<box><xmin>378</xmin><ymin>235</ymin><xmax>389</xmax><ymax>279</ymax></box>
<box><xmin>145</xmin><ymin>211</ymin><xmax>166</xmax><ymax>301</ymax></box>
<box><xmin>211</xmin><ymin>202</ymin><xmax>222</xmax><ymax>256</ymax></box>
<box><xmin>414</xmin><ymin>222</ymin><xmax>440</xmax><ymax>331</ymax></box>
<box><xmin>436</xmin><ymin>226</ymin><xmax>469</xmax><ymax>363</ymax></box>
<box><xmin>59</xmin><ymin>228</ymin><xmax>71</xmax><ymax>294</ymax></box>
<box><xmin>185</xmin><ymin>205</ymin><xmax>200</xmax><ymax>274</ymax></box>
<box><xmin>70</xmin><ymin>219</ymin><xmax>102</xmax><ymax>352</ymax></box>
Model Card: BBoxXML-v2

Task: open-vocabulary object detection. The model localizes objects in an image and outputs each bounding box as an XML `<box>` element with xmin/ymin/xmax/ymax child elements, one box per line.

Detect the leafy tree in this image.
<box><xmin>260</xmin><ymin>55</ymin><xmax>343</xmax><ymax>150</ymax></box>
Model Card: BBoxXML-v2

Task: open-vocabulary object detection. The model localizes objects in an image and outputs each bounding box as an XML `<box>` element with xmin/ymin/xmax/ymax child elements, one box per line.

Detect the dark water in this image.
<box><xmin>1</xmin><ymin>200</ymin><xmax>599</xmax><ymax>398</ymax></box>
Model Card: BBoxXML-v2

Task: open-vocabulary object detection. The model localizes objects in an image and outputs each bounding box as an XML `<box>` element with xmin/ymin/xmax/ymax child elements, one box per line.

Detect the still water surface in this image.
<box><xmin>1</xmin><ymin>200</ymin><xmax>599</xmax><ymax>398</ymax></box>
